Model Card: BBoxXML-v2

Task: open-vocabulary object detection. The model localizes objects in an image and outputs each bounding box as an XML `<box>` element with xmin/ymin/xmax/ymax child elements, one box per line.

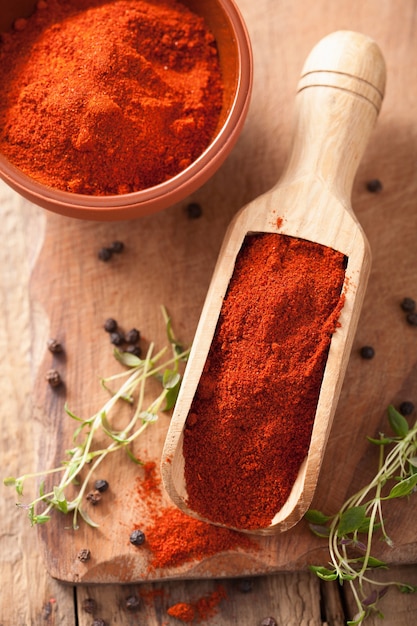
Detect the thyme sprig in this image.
<box><xmin>4</xmin><ymin>306</ymin><xmax>189</xmax><ymax>530</ymax></box>
<box><xmin>306</xmin><ymin>404</ymin><xmax>417</xmax><ymax>625</ymax></box>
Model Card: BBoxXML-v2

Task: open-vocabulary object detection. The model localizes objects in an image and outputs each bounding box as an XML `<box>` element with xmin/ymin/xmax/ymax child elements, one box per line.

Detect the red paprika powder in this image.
<box><xmin>133</xmin><ymin>459</ymin><xmax>258</xmax><ymax>570</ymax></box>
<box><xmin>183</xmin><ymin>233</ymin><xmax>346</xmax><ymax>530</ymax></box>
<box><xmin>145</xmin><ymin>506</ymin><xmax>257</xmax><ymax>570</ymax></box>
<box><xmin>167</xmin><ymin>602</ymin><xmax>196</xmax><ymax>623</ymax></box>
<box><xmin>0</xmin><ymin>0</ymin><xmax>223</xmax><ymax>195</ymax></box>
<box><xmin>167</xmin><ymin>585</ymin><xmax>226</xmax><ymax>623</ymax></box>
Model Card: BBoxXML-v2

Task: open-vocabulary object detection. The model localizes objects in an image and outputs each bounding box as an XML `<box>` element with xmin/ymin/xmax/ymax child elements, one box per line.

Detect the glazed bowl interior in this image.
<box><xmin>0</xmin><ymin>0</ymin><xmax>252</xmax><ymax>220</ymax></box>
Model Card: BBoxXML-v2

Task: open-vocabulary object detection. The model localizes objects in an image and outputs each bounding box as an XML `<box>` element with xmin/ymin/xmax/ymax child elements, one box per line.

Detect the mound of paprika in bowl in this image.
<box><xmin>0</xmin><ymin>0</ymin><xmax>252</xmax><ymax>220</ymax></box>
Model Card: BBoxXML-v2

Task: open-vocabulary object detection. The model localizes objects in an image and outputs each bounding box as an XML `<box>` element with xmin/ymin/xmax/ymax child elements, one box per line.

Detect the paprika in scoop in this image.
<box><xmin>183</xmin><ymin>233</ymin><xmax>346</xmax><ymax>530</ymax></box>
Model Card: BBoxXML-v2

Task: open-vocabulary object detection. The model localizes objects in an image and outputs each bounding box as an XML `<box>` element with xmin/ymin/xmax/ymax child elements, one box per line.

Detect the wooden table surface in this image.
<box><xmin>2</xmin><ymin>0</ymin><xmax>417</xmax><ymax>624</ymax></box>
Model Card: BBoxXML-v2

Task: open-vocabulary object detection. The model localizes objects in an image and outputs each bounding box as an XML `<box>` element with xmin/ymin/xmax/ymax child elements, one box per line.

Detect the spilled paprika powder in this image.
<box><xmin>0</xmin><ymin>0</ymin><xmax>223</xmax><ymax>195</ymax></box>
<box><xmin>167</xmin><ymin>586</ymin><xmax>227</xmax><ymax>623</ymax></box>
<box><xmin>133</xmin><ymin>460</ymin><xmax>258</xmax><ymax>570</ymax></box>
<box><xmin>167</xmin><ymin>602</ymin><xmax>196</xmax><ymax>623</ymax></box>
<box><xmin>183</xmin><ymin>233</ymin><xmax>346</xmax><ymax>530</ymax></box>
<box><xmin>144</xmin><ymin>506</ymin><xmax>257</xmax><ymax>570</ymax></box>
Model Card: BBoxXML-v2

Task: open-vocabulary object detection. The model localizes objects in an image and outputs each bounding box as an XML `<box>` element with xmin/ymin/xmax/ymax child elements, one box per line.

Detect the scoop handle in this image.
<box><xmin>280</xmin><ymin>30</ymin><xmax>386</xmax><ymax>204</ymax></box>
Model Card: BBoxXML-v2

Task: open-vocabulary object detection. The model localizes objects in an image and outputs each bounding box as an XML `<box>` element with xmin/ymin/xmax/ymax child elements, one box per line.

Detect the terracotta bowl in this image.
<box><xmin>0</xmin><ymin>0</ymin><xmax>252</xmax><ymax>220</ymax></box>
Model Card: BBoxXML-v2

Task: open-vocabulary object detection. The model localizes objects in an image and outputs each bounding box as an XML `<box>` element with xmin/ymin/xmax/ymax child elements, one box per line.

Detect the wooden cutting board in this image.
<box><xmin>27</xmin><ymin>0</ymin><xmax>417</xmax><ymax>583</ymax></box>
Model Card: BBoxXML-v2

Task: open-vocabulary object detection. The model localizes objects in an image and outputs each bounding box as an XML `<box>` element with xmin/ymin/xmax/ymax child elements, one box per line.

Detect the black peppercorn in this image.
<box><xmin>126</xmin><ymin>345</ymin><xmax>142</xmax><ymax>357</ymax></box>
<box><xmin>77</xmin><ymin>548</ymin><xmax>91</xmax><ymax>562</ymax></box>
<box><xmin>47</xmin><ymin>338</ymin><xmax>63</xmax><ymax>353</ymax></box>
<box><xmin>366</xmin><ymin>179</ymin><xmax>383</xmax><ymax>193</ymax></box>
<box><xmin>94</xmin><ymin>479</ymin><xmax>109</xmax><ymax>492</ymax></box>
<box><xmin>400</xmin><ymin>401</ymin><xmax>415</xmax><ymax>416</ymax></box>
<box><xmin>125</xmin><ymin>595</ymin><xmax>141</xmax><ymax>612</ymax></box>
<box><xmin>98</xmin><ymin>247</ymin><xmax>112</xmax><ymax>262</ymax></box>
<box><xmin>82</xmin><ymin>598</ymin><xmax>97</xmax><ymax>614</ymax></box>
<box><xmin>238</xmin><ymin>578</ymin><xmax>254</xmax><ymax>593</ymax></box>
<box><xmin>406</xmin><ymin>312</ymin><xmax>417</xmax><ymax>326</ymax></box>
<box><xmin>186</xmin><ymin>202</ymin><xmax>203</xmax><ymax>219</ymax></box>
<box><xmin>360</xmin><ymin>346</ymin><xmax>375</xmax><ymax>359</ymax></box>
<box><xmin>42</xmin><ymin>602</ymin><xmax>52</xmax><ymax>619</ymax></box>
<box><xmin>260</xmin><ymin>618</ymin><xmax>277</xmax><ymax>626</ymax></box>
<box><xmin>401</xmin><ymin>297</ymin><xmax>416</xmax><ymax>313</ymax></box>
<box><xmin>110</xmin><ymin>240</ymin><xmax>124</xmax><ymax>253</ymax></box>
<box><xmin>129</xmin><ymin>529</ymin><xmax>145</xmax><ymax>546</ymax></box>
<box><xmin>104</xmin><ymin>318</ymin><xmax>118</xmax><ymax>333</ymax></box>
<box><xmin>125</xmin><ymin>328</ymin><xmax>140</xmax><ymax>344</ymax></box>
<box><xmin>86</xmin><ymin>490</ymin><xmax>101</xmax><ymax>505</ymax></box>
<box><xmin>45</xmin><ymin>369</ymin><xmax>62</xmax><ymax>387</ymax></box>
<box><xmin>110</xmin><ymin>330</ymin><xmax>125</xmax><ymax>346</ymax></box>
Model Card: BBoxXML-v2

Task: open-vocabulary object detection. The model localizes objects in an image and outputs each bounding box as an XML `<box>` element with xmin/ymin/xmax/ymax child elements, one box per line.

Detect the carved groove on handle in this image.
<box><xmin>298</xmin><ymin>70</ymin><xmax>384</xmax><ymax>112</ymax></box>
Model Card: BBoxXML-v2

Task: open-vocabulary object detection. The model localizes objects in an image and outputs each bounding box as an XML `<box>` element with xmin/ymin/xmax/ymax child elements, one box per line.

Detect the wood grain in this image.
<box><xmin>29</xmin><ymin>0</ymin><xmax>417</xmax><ymax>583</ymax></box>
<box><xmin>0</xmin><ymin>193</ymin><xmax>76</xmax><ymax>624</ymax></box>
<box><xmin>1</xmin><ymin>0</ymin><xmax>417</xmax><ymax>623</ymax></box>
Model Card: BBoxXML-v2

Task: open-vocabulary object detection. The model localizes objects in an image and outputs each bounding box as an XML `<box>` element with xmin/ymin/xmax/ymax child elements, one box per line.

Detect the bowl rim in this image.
<box><xmin>0</xmin><ymin>0</ymin><xmax>253</xmax><ymax>216</ymax></box>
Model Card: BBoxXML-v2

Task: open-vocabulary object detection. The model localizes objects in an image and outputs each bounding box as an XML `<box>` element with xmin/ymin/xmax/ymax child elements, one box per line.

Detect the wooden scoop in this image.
<box><xmin>161</xmin><ymin>30</ymin><xmax>386</xmax><ymax>535</ymax></box>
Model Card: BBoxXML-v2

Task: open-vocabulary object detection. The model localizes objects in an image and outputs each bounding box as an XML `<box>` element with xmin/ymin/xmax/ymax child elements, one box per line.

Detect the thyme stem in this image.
<box><xmin>4</xmin><ymin>307</ymin><xmax>189</xmax><ymax>529</ymax></box>
<box><xmin>306</xmin><ymin>405</ymin><xmax>417</xmax><ymax>625</ymax></box>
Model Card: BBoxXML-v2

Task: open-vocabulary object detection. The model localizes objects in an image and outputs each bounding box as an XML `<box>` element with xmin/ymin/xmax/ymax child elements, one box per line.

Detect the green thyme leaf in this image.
<box><xmin>385</xmin><ymin>473</ymin><xmax>417</xmax><ymax>499</ymax></box>
<box><xmin>352</xmin><ymin>556</ymin><xmax>387</xmax><ymax>569</ymax></box>
<box><xmin>304</xmin><ymin>509</ymin><xmax>332</xmax><ymax>524</ymax></box>
<box><xmin>162</xmin><ymin>369</ymin><xmax>181</xmax><ymax>390</ymax></box>
<box><xmin>337</xmin><ymin>505</ymin><xmax>367</xmax><ymax>537</ymax></box>
<box><xmin>399</xmin><ymin>583</ymin><xmax>417</xmax><ymax>594</ymax></box>
<box><xmin>53</xmin><ymin>487</ymin><xmax>68</xmax><ymax>512</ymax></box>
<box><xmin>32</xmin><ymin>514</ymin><xmax>51</xmax><ymax>525</ymax></box>
<box><xmin>347</xmin><ymin>612</ymin><xmax>367</xmax><ymax>626</ymax></box>
<box><xmin>163</xmin><ymin>386</ymin><xmax>180</xmax><ymax>411</ymax></box>
<box><xmin>39</xmin><ymin>480</ymin><xmax>46</xmax><ymax>498</ymax></box>
<box><xmin>307</xmin><ymin>523</ymin><xmax>331</xmax><ymax>538</ymax></box>
<box><xmin>356</xmin><ymin>516</ymin><xmax>375</xmax><ymax>534</ymax></box>
<box><xmin>27</xmin><ymin>505</ymin><xmax>35</xmax><ymax>521</ymax></box>
<box><xmin>3</xmin><ymin>476</ymin><xmax>16</xmax><ymax>487</ymax></box>
<box><xmin>367</xmin><ymin>435</ymin><xmax>396</xmax><ymax>445</ymax></box>
<box><xmin>388</xmin><ymin>404</ymin><xmax>409</xmax><ymax>438</ymax></box>
<box><xmin>364</xmin><ymin>556</ymin><xmax>387</xmax><ymax>568</ymax></box>
<box><xmin>113</xmin><ymin>349</ymin><xmax>143</xmax><ymax>368</ymax></box>
<box><xmin>309</xmin><ymin>565</ymin><xmax>338</xmax><ymax>581</ymax></box>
